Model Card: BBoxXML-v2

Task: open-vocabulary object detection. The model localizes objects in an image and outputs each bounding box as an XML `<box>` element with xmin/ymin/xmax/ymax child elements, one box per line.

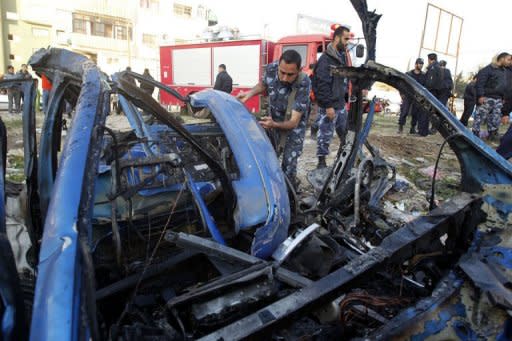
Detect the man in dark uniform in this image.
<box><xmin>139</xmin><ymin>68</ymin><xmax>155</xmax><ymax>95</ymax></box>
<box><xmin>439</xmin><ymin>60</ymin><xmax>453</xmax><ymax>107</ymax></box>
<box><xmin>502</xmin><ymin>61</ymin><xmax>512</xmax><ymax>119</ymax></box>
<box><xmin>497</xmin><ymin>55</ymin><xmax>512</xmax><ymax>159</ymax></box>
<box><xmin>213</xmin><ymin>64</ymin><xmax>233</xmax><ymax>94</ymax></box>
<box><xmin>124</xmin><ymin>66</ymin><xmax>137</xmax><ymax>86</ymax></box>
<box><xmin>422</xmin><ymin>53</ymin><xmax>444</xmax><ymax>135</ymax></box>
<box><xmin>398</xmin><ymin>58</ymin><xmax>426</xmax><ymax>134</ymax></box>
<box><xmin>460</xmin><ymin>76</ymin><xmax>477</xmax><ymax>127</ymax></box>
<box><xmin>425</xmin><ymin>53</ymin><xmax>444</xmax><ymax>101</ymax></box>
<box><xmin>313</xmin><ymin>25</ymin><xmax>351</xmax><ymax>168</ymax></box>
<box><xmin>497</xmin><ymin>125</ymin><xmax>512</xmax><ymax>159</ymax></box>
<box><xmin>237</xmin><ymin>50</ymin><xmax>311</xmax><ymax>188</ymax></box>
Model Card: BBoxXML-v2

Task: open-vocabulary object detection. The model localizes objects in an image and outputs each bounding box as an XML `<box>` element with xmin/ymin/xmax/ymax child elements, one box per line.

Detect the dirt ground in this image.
<box><xmin>296</xmin><ymin>112</ymin><xmax>506</xmax><ymax>211</ymax></box>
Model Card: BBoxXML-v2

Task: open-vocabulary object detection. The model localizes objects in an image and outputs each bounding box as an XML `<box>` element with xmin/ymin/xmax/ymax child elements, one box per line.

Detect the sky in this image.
<box><xmin>207</xmin><ymin>0</ymin><xmax>512</xmax><ymax>77</ymax></box>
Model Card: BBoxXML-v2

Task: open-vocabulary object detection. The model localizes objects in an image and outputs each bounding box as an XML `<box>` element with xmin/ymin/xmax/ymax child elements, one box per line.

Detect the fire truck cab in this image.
<box><xmin>159</xmin><ymin>29</ymin><xmax>364</xmax><ymax>113</ymax></box>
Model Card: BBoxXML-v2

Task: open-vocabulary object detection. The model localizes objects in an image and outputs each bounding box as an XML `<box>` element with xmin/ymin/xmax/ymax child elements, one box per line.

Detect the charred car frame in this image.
<box><xmin>0</xmin><ymin>2</ymin><xmax>511</xmax><ymax>340</ymax></box>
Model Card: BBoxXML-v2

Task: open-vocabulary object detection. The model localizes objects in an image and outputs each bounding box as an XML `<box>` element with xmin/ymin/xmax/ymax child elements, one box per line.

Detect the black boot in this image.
<box><xmin>397</xmin><ymin>125</ymin><xmax>404</xmax><ymax>134</ymax></box>
<box><xmin>317</xmin><ymin>156</ymin><xmax>327</xmax><ymax>169</ymax></box>
<box><xmin>488</xmin><ymin>130</ymin><xmax>499</xmax><ymax>142</ymax></box>
<box><xmin>310</xmin><ymin>125</ymin><xmax>318</xmax><ymax>140</ymax></box>
<box><xmin>409</xmin><ymin>126</ymin><xmax>417</xmax><ymax>134</ymax></box>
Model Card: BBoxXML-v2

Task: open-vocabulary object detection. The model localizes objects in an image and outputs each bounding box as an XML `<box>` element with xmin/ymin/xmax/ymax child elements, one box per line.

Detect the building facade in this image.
<box><xmin>0</xmin><ymin>0</ymin><xmax>214</xmax><ymax>79</ymax></box>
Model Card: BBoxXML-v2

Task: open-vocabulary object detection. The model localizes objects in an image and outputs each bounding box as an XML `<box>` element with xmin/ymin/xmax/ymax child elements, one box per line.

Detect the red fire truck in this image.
<box><xmin>159</xmin><ymin>29</ymin><xmax>364</xmax><ymax>113</ymax></box>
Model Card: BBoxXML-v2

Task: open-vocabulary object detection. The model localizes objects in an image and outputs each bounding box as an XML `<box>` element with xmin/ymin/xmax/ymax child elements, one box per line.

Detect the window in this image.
<box><xmin>107</xmin><ymin>57</ymin><xmax>119</xmax><ymax>64</ymax></box>
<box><xmin>73</xmin><ymin>14</ymin><xmax>88</xmax><ymax>34</ymax></box>
<box><xmin>32</xmin><ymin>28</ymin><xmax>49</xmax><ymax>37</ymax></box>
<box><xmin>7</xmin><ymin>34</ymin><xmax>13</xmax><ymax>40</ymax></box>
<box><xmin>282</xmin><ymin>45</ymin><xmax>308</xmax><ymax>67</ymax></box>
<box><xmin>73</xmin><ymin>12</ymin><xmax>131</xmax><ymax>40</ymax></box>
<box><xmin>105</xmin><ymin>23</ymin><xmax>113</xmax><ymax>37</ymax></box>
<box><xmin>142</xmin><ymin>33</ymin><xmax>157</xmax><ymax>47</ymax></box>
<box><xmin>140</xmin><ymin>0</ymin><xmax>159</xmax><ymax>10</ymax></box>
<box><xmin>6</xmin><ymin>12</ymin><xmax>18</xmax><ymax>21</ymax></box>
<box><xmin>91</xmin><ymin>22</ymin><xmax>105</xmax><ymax>37</ymax></box>
<box><xmin>115</xmin><ymin>25</ymin><xmax>128</xmax><ymax>40</ymax></box>
<box><xmin>92</xmin><ymin>21</ymin><xmax>114</xmax><ymax>38</ymax></box>
<box><xmin>173</xmin><ymin>4</ymin><xmax>192</xmax><ymax>17</ymax></box>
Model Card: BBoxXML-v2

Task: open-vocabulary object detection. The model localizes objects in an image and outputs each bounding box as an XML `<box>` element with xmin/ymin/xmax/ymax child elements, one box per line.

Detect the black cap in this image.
<box><xmin>427</xmin><ymin>53</ymin><xmax>437</xmax><ymax>60</ymax></box>
<box><xmin>439</xmin><ymin>60</ymin><xmax>447</xmax><ymax>67</ymax></box>
<box><xmin>415</xmin><ymin>58</ymin><xmax>424</xmax><ymax>64</ymax></box>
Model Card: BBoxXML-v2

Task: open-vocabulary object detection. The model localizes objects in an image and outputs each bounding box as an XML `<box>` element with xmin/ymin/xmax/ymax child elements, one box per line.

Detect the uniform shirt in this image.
<box><xmin>406</xmin><ymin>69</ymin><xmax>426</xmax><ymax>86</ymax></box>
<box><xmin>262</xmin><ymin>61</ymin><xmax>310</xmax><ymax>126</ymax></box>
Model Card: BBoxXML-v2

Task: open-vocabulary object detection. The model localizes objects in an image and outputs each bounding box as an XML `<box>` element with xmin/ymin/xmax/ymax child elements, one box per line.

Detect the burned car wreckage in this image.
<box><xmin>1</xmin><ymin>4</ymin><xmax>512</xmax><ymax>341</ymax></box>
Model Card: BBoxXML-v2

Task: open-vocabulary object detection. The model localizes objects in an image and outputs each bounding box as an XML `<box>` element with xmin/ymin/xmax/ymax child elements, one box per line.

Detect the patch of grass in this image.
<box><xmin>7</xmin><ymin>154</ymin><xmax>24</xmax><ymax>170</ymax></box>
<box><xmin>435</xmin><ymin>177</ymin><xmax>460</xmax><ymax>200</ymax></box>
<box><xmin>6</xmin><ymin>173</ymin><xmax>24</xmax><ymax>183</ymax></box>
<box><xmin>3</xmin><ymin>117</ymin><xmax>23</xmax><ymax>130</ymax></box>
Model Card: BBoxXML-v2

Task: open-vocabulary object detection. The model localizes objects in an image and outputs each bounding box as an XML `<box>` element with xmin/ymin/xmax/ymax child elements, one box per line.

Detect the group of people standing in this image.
<box><xmin>1</xmin><ymin>64</ymin><xmax>53</xmax><ymax>115</ymax></box>
<box><xmin>398</xmin><ymin>53</ymin><xmax>453</xmax><ymax>136</ymax></box>
<box><xmin>398</xmin><ymin>50</ymin><xmax>512</xmax><ymax>152</ymax></box>
<box><xmin>2</xmin><ymin>64</ymin><xmax>34</xmax><ymax>114</ymax></box>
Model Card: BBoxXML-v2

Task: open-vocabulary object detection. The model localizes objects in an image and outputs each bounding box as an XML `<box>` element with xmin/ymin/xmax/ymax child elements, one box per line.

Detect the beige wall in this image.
<box><xmin>0</xmin><ymin>0</ymin><xmax>211</xmax><ymax>77</ymax></box>
<box><xmin>0</xmin><ymin>0</ymin><xmax>51</xmax><ymax>72</ymax></box>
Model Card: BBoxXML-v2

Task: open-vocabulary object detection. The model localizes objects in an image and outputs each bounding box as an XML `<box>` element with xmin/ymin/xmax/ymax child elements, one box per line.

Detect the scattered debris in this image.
<box><xmin>420</xmin><ymin>165</ymin><xmax>445</xmax><ymax>180</ymax></box>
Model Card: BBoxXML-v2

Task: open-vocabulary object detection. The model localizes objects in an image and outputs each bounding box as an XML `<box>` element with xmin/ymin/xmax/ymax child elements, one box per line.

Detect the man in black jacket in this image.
<box><xmin>214</xmin><ymin>64</ymin><xmax>233</xmax><ymax>94</ymax></box>
<box><xmin>439</xmin><ymin>60</ymin><xmax>453</xmax><ymax>106</ymax></box>
<box><xmin>497</xmin><ymin>123</ymin><xmax>512</xmax><ymax>159</ymax></box>
<box><xmin>313</xmin><ymin>25</ymin><xmax>351</xmax><ymax>168</ymax></box>
<box><xmin>124</xmin><ymin>66</ymin><xmax>136</xmax><ymax>86</ymax></box>
<box><xmin>473</xmin><ymin>52</ymin><xmax>511</xmax><ymax>140</ymax></box>
<box><xmin>460</xmin><ymin>76</ymin><xmax>476</xmax><ymax>126</ymax></box>
<box><xmin>139</xmin><ymin>68</ymin><xmax>155</xmax><ymax>96</ymax></box>
<box><xmin>421</xmin><ymin>53</ymin><xmax>444</xmax><ymax>135</ymax></box>
<box><xmin>398</xmin><ymin>58</ymin><xmax>426</xmax><ymax>134</ymax></box>
<box><xmin>425</xmin><ymin>53</ymin><xmax>444</xmax><ymax>101</ymax></box>
<box><xmin>502</xmin><ymin>64</ymin><xmax>512</xmax><ymax>119</ymax></box>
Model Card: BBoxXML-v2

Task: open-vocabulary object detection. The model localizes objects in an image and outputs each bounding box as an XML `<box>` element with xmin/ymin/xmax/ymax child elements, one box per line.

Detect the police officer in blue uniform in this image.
<box><xmin>237</xmin><ymin>50</ymin><xmax>311</xmax><ymax>188</ymax></box>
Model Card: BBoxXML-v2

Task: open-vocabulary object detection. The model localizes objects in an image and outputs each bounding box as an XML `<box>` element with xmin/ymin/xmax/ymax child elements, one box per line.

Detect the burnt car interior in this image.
<box><xmin>0</xmin><ymin>1</ymin><xmax>511</xmax><ymax>340</ymax></box>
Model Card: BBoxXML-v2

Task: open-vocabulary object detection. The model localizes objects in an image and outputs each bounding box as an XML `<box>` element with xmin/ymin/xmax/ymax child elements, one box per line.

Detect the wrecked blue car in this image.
<box><xmin>0</xmin><ymin>2</ymin><xmax>512</xmax><ymax>339</ymax></box>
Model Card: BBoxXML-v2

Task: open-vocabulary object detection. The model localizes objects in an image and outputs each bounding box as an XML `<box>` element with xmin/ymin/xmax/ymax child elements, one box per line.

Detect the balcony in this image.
<box><xmin>70</xmin><ymin>32</ymin><xmax>132</xmax><ymax>53</ymax></box>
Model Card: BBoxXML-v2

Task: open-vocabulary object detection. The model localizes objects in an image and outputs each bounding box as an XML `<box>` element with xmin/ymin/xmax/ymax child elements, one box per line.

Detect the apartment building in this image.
<box><xmin>0</xmin><ymin>0</ymin><xmax>214</xmax><ymax>78</ymax></box>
